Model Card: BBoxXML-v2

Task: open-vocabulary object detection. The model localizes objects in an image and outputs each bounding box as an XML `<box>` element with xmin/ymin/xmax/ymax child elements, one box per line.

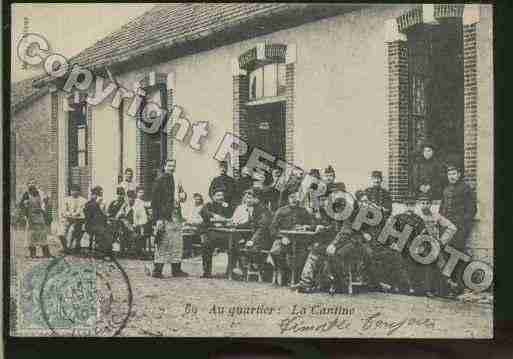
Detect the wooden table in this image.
<box><xmin>279</xmin><ymin>230</ymin><xmax>318</xmax><ymax>286</ymax></box>
<box><xmin>208</xmin><ymin>227</ymin><xmax>253</xmax><ymax>279</ymax></box>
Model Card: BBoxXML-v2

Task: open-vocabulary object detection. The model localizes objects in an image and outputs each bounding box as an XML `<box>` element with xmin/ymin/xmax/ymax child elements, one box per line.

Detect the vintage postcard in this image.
<box><xmin>8</xmin><ymin>3</ymin><xmax>493</xmax><ymax>338</ymax></box>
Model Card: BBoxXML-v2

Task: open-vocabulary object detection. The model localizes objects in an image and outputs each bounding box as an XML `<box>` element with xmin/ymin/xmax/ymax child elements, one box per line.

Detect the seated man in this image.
<box><xmin>58</xmin><ymin>184</ymin><xmax>87</xmax><ymax>253</ymax></box>
<box><xmin>325</xmin><ymin>220</ymin><xmax>379</xmax><ymax>293</ymax></box>
<box><xmin>230</xmin><ymin>188</ymin><xmax>272</xmax><ymax>277</ymax></box>
<box><xmin>198</xmin><ymin>189</ymin><xmax>233</xmax><ymax>278</ymax></box>
<box><xmin>388</xmin><ymin>192</ymin><xmax>426</xmax><ymax>294</ymax></box>
<box><xmin>117</xmin><ymin>190</ymin><xmax>148</xmax><ymax>257</ymax></box>
<box><xmin>417</xmin><ymin>192</ymin><xmax>457</xmax><ymax>297</ymax></box>
<box><xmin>293</xmin><ymin>189</ymin><xmax>352</xmax><ymax>293</ymax></box>
<box><xmin>268</xmin><ymin>191</ymin><xmax>315</xmax><ymax>286</ymax></box>
<box><xmin>84</xmin><ymin>186</ymin><xmax>112</xmax><ymax>255</ymax></box>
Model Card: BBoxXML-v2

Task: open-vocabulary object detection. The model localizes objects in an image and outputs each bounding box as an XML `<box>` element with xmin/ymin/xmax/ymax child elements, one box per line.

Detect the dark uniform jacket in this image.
<box><xmin>84</xmin><ymin>199</ymin><xmax>108</xmax><ymax>232</ymax></box>
<box><xmin>412</xmin><ymin>156</ymin><xmax>444</xmax><ymax>200</ymax></box>
<box><xmin>363</xmin><ymin>186</ymin><xmax>392</xmax><ymax>213</ymax></box>
<box><xmin>107</xmin><ymin>199</ymin><xmax>125</xmax><ymax>219</ymax></box>
<box><xmin>237</xmin><ymin>204</ymin><xmax>273</xmax><ymax>249</ymax></box>
<box><xmin>439</xmin><ymin>180</ymin><xmax>477</xmax><ymax>248</ymax></box>
<box><xmin>151</xmin><ymin>173</ymin><xmax>175</xmax><ymax>221</ymax></box>
<box><xmin>269</xmin><ymin>205</ymin><xmax>315</xmax><ymax>239</ymax></box>
<box><xmin>198</xmin><ymin>201</ymin><xmax>233</xmax><ymax>233</ymax></box>
<box><xmin>235</xmin><ymin>176</ymin><xmax>254</xmax><ymax>205</ymax></box>
<box><xmin>209</xmin><ymin>174</ymin><xmax>237</xmax><ymax>206</ymax></box>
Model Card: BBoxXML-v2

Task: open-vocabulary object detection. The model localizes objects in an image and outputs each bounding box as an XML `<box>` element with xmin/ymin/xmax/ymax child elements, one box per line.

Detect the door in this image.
<box><xmin>244</xmin><ymin>102</ymin><xmax>286</xmax><ymax>169</ymax></box>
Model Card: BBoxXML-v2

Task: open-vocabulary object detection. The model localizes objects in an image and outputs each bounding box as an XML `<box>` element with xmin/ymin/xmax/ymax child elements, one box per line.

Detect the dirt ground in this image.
<box><xmin>11</xmin><ymin>231</ymin><xmax>493</xmax><ymax>338</ymax></box>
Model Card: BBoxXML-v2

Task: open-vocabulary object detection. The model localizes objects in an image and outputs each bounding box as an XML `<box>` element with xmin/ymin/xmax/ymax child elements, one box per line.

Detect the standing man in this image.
<box><xmin>151</xmin><ymin>159</ymin><xmax>189</xmax><ymax>278</ymax></box>
<box><xmin>209</xmin><ymin>161</ymin><xmax>237</xmax><ymax>209</ymax></box>
<box><xmin>84</xmin><ymin>186</ymin><xmax>112</xmax><ymax>256</ymax></box>
<box><xmin>235</xmin><ymin>166</ymin><xmax>254</xmax><ymax>206</ymax></box>
<box><xmin>119</xmin><ymin>168</ymin><xmax>137</xmax><ymax>194</ymax></box>
<box><xmin>19</xmin><ymin>179</ymin><xmax>52</xmax><ymax>258</ymax></box>
<box><xmin>439</xmin><ymin>164</ymin><xmax>477</xmax><ymax>292</ymax></box>
<box><xmin>58</xmin><ymin>184</ymin><xmax>87</xmax><ymax>253</ymax></box>
<box><xmin>413</xmin><ymin>143</ymin><xmax>444</xmax><ymax>200</ymax></box>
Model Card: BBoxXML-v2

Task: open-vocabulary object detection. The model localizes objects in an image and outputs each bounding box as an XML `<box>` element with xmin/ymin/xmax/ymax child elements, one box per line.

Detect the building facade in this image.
<box><xmin>14</xmin><ymin>4</ymin><xmax>493</xmax><ymax>261</ymax></box>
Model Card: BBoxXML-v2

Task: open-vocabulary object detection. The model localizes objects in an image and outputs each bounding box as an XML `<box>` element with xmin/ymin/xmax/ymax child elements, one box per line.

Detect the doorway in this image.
<box><xmin>243</xmin><ymin>102</ymin><xmax>286</xmax><ymax>168</ymax></box>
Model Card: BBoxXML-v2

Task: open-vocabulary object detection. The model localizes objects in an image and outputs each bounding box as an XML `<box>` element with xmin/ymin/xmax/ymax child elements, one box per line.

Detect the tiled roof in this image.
<box><xmin>11</xmin><ymin>75</ymin><xmax>48</xmax><ymax>114</ymax></box>
<box><xmin>34</xmin><ymin>3</ymin><xmax>362</xmax><ymax>86</ymax></box>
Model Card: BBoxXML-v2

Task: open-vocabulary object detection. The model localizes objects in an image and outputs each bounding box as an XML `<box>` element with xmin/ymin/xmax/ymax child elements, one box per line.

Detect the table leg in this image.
<box><xmin>227</xmin><ymin>231</ymin><xmax>233</xmax><ymax>280</ymax></box>
<box><xmin>290</xmin><ymin>239</ymin><xmax>297</xmax><ymax>286</ymax></box>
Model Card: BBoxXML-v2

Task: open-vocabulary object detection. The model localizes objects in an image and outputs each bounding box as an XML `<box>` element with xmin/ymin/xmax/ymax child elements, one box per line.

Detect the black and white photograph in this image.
<box><xmin>7</xmin><ymin>3</ymin><xmax>493</xmax><ymax>338</ymax></box>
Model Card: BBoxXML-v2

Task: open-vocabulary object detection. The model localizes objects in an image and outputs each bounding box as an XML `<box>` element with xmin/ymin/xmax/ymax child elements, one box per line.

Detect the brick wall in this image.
<box><xmin>387</xmin><ymin>41</ymin><xmax>410</xmax><ymax>202</ymax></box>
<box><xmin>12</xmin><ymin>93</ymin><xmax>54</xmax><ymax>207</ymax></box>
<box><xmin>463</xmin><ymin>23</ymin><xmax>478</xmax><ymax>190</ymax></box>
<box><xmin>285</xmin><ymin>63</ymin><xmax>295</xmax><ymax>164</ymax></box>
<box><xmin>232</xmin><ymin>74</ymin><xmax>249</xmax><ymax>177</ymax></box>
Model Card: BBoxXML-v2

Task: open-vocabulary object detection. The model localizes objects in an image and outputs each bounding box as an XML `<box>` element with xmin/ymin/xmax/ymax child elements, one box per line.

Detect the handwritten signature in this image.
<box><xmin>278</xmin><ymin>312</ymin><xmax>435</xmax><ymax>335</ymax></box>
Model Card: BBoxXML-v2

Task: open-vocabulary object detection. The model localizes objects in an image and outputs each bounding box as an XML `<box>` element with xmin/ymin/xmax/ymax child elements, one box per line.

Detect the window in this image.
<box><xmin>69</xmin><ymin>102</ymin><xmax>88</xmax><ymax>167</ymax></box>
<box><xmin>249</xmin><ymin>63</ymin><xmax>286</xmax><ymax>100</ymax></box>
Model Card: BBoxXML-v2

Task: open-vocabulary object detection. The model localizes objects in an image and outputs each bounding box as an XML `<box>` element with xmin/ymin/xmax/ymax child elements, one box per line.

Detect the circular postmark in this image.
<box><xmin>39</xmin><ymin>252</ymin><xmax>133</xmax><ymax>336</ymax></box>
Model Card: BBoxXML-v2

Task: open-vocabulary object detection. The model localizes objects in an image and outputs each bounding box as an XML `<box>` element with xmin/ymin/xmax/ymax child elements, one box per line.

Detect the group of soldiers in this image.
<box><xmin>17</xmin><ymin>142</ymin><xmax>476</xmax><ymax>297</ymax></box>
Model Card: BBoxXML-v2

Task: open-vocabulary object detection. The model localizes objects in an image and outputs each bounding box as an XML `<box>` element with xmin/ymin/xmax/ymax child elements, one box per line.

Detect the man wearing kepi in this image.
<box><xmin>209</xmin><ymin>160</ymin><xmax>237</xmax><ymax>209</ymax></box>
<box><xmin>151</xmin><ymin>159</ymin><xmax>189</xmax><ymax>278</ymax></box>
<box><xmin>19</xmin><ymin>178</ymin><xmax>52</xmax><ymax>258</ymax></box>
<box><xmin>412</xmin><ymin>143</ymin><xmax>444</xmax><ymax>200</ymax></box>
<box><xmin>361</xmin><ymin>170</ymin><xmax>392</xmax><ymax>215</ymax></box>
<box><xmin>439</xmin><ymin>163</ymin><xmax>477</xmax><ymax>292</ymax></box>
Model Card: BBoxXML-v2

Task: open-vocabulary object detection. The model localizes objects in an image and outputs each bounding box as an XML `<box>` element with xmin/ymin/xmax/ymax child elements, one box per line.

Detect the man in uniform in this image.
<box><xmin>84</xmin><ymin>186</ymin><xmax>112</xmax><ymax>256</ymax></box>
<box><xmin>198</xmin><ymin>189</ymin><xmax>233</xmax><ymax>278</ymax></box>
<box><xmin>150</xmin><ymin>159</ymin><xmax>189</xmax><ymax>278</ymax></box>
<box><xmin>361</xmin><ymin>170</ymin><xmax>392</xmax><ymax>215</ymax></box>
<box><xmin>235</xmin><ymin>166</ymin><xmax>254</xmax><ymax>206</ymax></box>
<box><xmin>209</xmin><ymin>161</ymin><xmax>237</xmax><ymax>209</ymax></box>
<box><xmin>230</xmin><ymin>188</ymin><xmax>273</xmax><ymax>277</ymax></box>
<box><xmin>412</xmin><ymin>143</ymin><xmax>444</xmax><ymax>201</ymax></box>
<box><xmin>19</xmin><ymin>179</ymin><xmax>52</xmax><ymax>258</ymax></box>
<box><xmin>417</xmin><ymin>192</ymin><xmax>457</xmax><ymax>297</ymax></box>
<box><xmin>292</xmin><ymin>166</ymin><xmax>347</xmax><ymax>293</ymax></box>
<box><xmin>268</xmin><ymin>191</ymin><xmax>315</xmax><ymax>286</ymax></box>
<box><xmin>439</xmin><ymin>164</ymin><xmax>477</xmax><ymax>293</ymax></box>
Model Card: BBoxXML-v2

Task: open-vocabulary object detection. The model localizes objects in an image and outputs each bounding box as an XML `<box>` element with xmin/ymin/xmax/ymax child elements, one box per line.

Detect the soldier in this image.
<box><xmin>412</xmin><ymin>143</ymin><xmax>444</xmax><ymax>201</ymax></box>
<box><xmin>198</xmin><ymin>189</ymin><xmax>233</xmax><ymax>278</ymax></box>
<box><xmin>261</xmin><ymin>167</ymin><xmax>285</xmax><ymax>212</ymax></box>
<box><xmin>439</xmin><ymin>164</ymin><xmax>477</xmax><ymax>293</ymax></box>
<box><xmin>19</xmin><ymin>179</ymin><xmax>52</xmax><ymax>258</ymax></box>
<box><xmin>58</xmin><ymin>184</ymin><xmax>87</xmax><ymax>253</ymax></box>
<box><xmin>235</xmin><ymin>166</ymin><xmax>254</xmax><ymax>206</ymax></box>
<box><xmin>209</xmin><ymin>161</ymin><xmax>237</xmax><ymax>209</ymax></box>
<box><xmin>150</xmin><ymin>159</ymin><xmax>189</xmax><ymax>278</ymax></box>
<box><xmin>230</xmin><ymin>188</ymin><xmax>273</xmax><ymax>277</ymax></box>
<box><xmin>417</xmin><ymin>193</ymin><xmax>457</xmax><ymax>297</ymax></box>
<box><xmin>84</xmin><ymin>186</ymin><xmax>112</xmax><ymax>256</ymax></box>
<box><xmin>382</xmin><ymin>193</ymin><xmax>425</xmax><ymax>294</ymax></box>
<box><xmin>268</xmin><ymin>191</ymin><xmax>315</xmax><ymax>286</ymax></box>
<box><xmin>361</xmin><ymin>170</ymin><xmax>392</xmax><ymax>215</ymax></box>
<box><xmin>292</xmin><ymin>167</ymin><xmax>347</xmax><ymax>293</ymax></box>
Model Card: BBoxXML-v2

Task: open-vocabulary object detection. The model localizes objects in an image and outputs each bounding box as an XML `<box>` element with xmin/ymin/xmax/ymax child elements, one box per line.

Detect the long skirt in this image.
<box><xmin>154</xmin><ymin>220</ymin><xmax>183</xmax><ymax>264</ymax></box>
<box><xmin>26</xmin><ymin>223</ymin><xmax>48</xmax><ymax>248</ymax></box>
